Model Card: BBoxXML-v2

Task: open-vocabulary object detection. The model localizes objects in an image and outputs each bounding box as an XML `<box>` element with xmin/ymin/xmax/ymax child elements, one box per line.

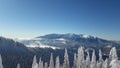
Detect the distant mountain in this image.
<box><xmin>19</xmin><ymin>33</ymin><xmax>120</xmax><ymax>58</ymax></box>
<box><xmin>19</xmin><ymin>33</ymin><xmax>120</xmax><ymax>49</ymax></box>
<box><xmin>0</xmin><ymin>34</ymin><xmax>120</xmax><ymax>68</ymax></box>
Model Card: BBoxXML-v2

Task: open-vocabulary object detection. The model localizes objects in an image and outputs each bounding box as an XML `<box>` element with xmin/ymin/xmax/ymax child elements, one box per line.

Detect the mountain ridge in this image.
<box><xmin>0</xmin><ymin>34</ymin><xmax>120</xmax><ymax>68</ymax></box>
<box><xmin>18</xmin><ymin>33</ymin><xmax>120</xmax><ymax>49</ymax></box>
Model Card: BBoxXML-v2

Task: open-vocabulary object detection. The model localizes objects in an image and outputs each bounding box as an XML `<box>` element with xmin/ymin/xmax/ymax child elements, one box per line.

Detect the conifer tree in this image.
<box><xmin>55</xmin><ymin>56</ymin><xmax>60</xmax><ymax>68</ymax></box>
<box><xmin>17</xmin><ymin>63</ymin><xmax>20</xmax><ymax>68</ymax></box>
<box><xmin>109</xmin><ymin>47</ymin><xmax>118</xmax><ymax>61</ymax></box>
<box><xmin>38</xmin><ymin>58</ymin><xmax>43</xmax><ymax>68</ymax></box>
<box><xmin>77</xmin><ymin>47</ymin><xmax>85</xmax><ymax>68</ymax></box>
<box><xmin>49</xmin><ymin>53</ymin><xmax>54</xmax><ymax>68</ymax></box>
<box><xmin>86</xmin><ymin>52</ymin><xmax>90</xmax><ymax>68</ymax></box>
<box><xmin>73</xmin><ymin>53</ymin><xmax>77</xmax><ymax>68</ymax></box>
<box><xmin>32</xmin><ymin>56</ymin><xmax>38</xmax><ymax>68</ymax></box>
<box><xmin>109</xmin><ymin>47</ymin><xmax>119</xmax><ymax>68</ymax></box>
<box><xmin>90</xmin><ymin>50</ymin><xmax>96</xmax><ymax>68</ymax></box>
<box><xmin>63</xmin><ymin>48</ymin><xmax>69</xmax><ymax>68</ymax></box>
<box><xmin>44</xmin><ymin>62</ymin><xmax>48</xmax><ymax>68</ymax></box>
<box><xmin>97</xmin><ymin>50</ymin><xmax>103</xmax><ymax>68</ymax></box>
<box><xmin>0</xmin><ymin>55</ymin><xmax>3</xmax><ymax>68</ymax></box>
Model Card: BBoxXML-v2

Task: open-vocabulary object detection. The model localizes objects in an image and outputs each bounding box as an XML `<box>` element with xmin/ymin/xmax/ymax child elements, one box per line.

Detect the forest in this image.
<box><xmin>0</xmin><ymin>47</ymin><xmax>119</xmax><ymax>68</ymax></box>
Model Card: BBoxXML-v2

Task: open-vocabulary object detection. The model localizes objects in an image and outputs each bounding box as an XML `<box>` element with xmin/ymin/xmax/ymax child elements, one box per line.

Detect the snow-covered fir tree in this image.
<box><xmin>109</xmin><ymin>47</ymin><xmax>118</xmax><ymax>61</ymax></box>
<box><xmin>77</xmin><ymin>47</ymin><xmax>85</xmax><ymax>68</ymax></box>
<box><xmin>90</xmin><ymin>50</ymin><xmax>96</xmax><ymax>68</ymax></box>
<box><xmin>97</xmin><ymin>50</ymin><xmax>103</xmax><ymax>68</ymax></box>
<box><xmin>32</xmin><ymin>56</ymin><xmax>38</xmax><ymax>68</ymax></box>
<box><xmin>38</xmin><ymin>58</ymin><xmax>43</xmax><ymax>68</ymax></box>
<box><xmin>55</xmin><ymin>56</ymin><xmax>60</xmax><ymax>68</ymax></box>
<box><xmin>16</xmin><ymin>63</ymin><xmax>20</xmax><ymax>68</ymax></box>
<box><xmin>49</xmin><ymin>53</ymin><xmax>54</xmax><ymax>68</ymax></box>
<box><xmin>44</xmin><ymin>62</ymin><xmax>48</xmax><ymax>68</ymax></box>
<box><xmin>1</xmin><ymin>47</ymin><xmax>120</xmax><ymax>68</ymax></box>
<box><xmin>63</xmin><ymin>48</ymin><xmax>69</xmax><ymax>68</ymax></box>
<box><xmin>73</xmin><ymin>53</ymin><xmax>77</xmax><ymax>68</ymax></box>
<box><xmin>0</xmin><ymin>55</ymin><xmax>3</xmax><ymax>68</ymax></box>
<box><xmin>109</xmin><ymin>47</ymin><xmax>120</xmax><ymax>68</ymax></box>
<box><xmin>86</xmin><ymin>52</ymin><xmax>90</xmax><ymax>68</ymax></box>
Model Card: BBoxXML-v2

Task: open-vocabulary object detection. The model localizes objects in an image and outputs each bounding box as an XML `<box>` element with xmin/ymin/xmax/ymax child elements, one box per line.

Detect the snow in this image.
<box><xmin>27</xmin><ymin>44</ymin><xmax>58</xmax><ymax>49</ymax></box>
<box><xmin>56</xmin><ymin>38</ymin><xmax>66</xmax><ymax>44</ymax></box>
<box><xmin>26</xmin><ymin>41</ymin><xmax>59</xmax><ymax>49</ymax></box>
<box><xmin>82</xmin><ymin>35</ymin><xmax>90</xmax><ymax>38</ymax></box>
<box><xmin>80</xmin><ymin>34</ymin><xmax>96</xmax><ymax>39</ymax></box>
<box><xmin>32</xmin><ymin>56</ymin><xmax>38</xmax><ymax>68</ymax></box>
<box><xmin>49</xmin><ymin>53</ymin><xmax>54</xmax><ymax>68</ymax></box>
<box><xmin>56</xmin><ymin>38</ymin><xmax>66</xmax><ymax>41</ymax></box>
<box><xmin>0</xmin><ymin>46</ymin><xmax>120</xmax><ymax>68</ymax></box>
<box><xmin>109</xmin><ymin>59</ymin><xmax>120</xmax><ymax>68</ymax></box>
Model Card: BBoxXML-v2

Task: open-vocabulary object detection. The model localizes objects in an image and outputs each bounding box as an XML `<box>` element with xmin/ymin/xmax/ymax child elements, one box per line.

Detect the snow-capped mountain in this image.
<box><xmin>19</xmin><ymin>33</ymin><xmax>120</xmax><ymax>49</ymax></box>
<box><xmin>0</xmin><ymin>35</ymin><xmax>120</xmax><ymax>68</ymax></box>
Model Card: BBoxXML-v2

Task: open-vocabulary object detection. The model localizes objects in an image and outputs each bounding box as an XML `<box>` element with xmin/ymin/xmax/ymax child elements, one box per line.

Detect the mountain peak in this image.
<box><xmin>37</xmin><ymin>33</ymin><xmax>96</xmax><ymax>39</ymax></box>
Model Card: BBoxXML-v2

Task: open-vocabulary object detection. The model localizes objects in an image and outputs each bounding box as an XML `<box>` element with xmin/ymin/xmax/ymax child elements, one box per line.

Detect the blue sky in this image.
<box><xmin>0</xmin><ymin>0</ymin><xmax>120</xmax><ymax>40</ymax></box>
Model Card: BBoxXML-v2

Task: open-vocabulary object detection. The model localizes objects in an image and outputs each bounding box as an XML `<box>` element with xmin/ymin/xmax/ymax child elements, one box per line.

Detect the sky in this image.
<box><xmin>0</xmin><ymin>0</ymin><xmax>120</xmax><ymax>40</ymax></box>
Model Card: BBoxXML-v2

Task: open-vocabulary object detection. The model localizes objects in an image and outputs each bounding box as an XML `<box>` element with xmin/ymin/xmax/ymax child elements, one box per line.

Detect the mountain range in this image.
<box><xmin>0</xmin><ymin>33</ymin><xmax>120</xmax><ymax>68</ymax></box>
<box><xmin>19</xmin><ymin>33</ymin><xmax>120</xmax><ymax>49</ymax></box>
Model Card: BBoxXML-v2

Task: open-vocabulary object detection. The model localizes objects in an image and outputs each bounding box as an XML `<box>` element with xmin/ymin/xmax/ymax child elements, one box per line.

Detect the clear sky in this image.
<box><xmin>0</xmin><ymin>0</ymin><xmax>120</xmax><ymax>40</ymax></box>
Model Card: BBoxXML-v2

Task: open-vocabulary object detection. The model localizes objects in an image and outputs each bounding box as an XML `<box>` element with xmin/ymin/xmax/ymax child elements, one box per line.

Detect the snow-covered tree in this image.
<box><xmin>99</xmin><ymin>50</ymin><xmax>103</xmax><ymax>62</ymax></box>
<box><xmin>44</xmin><ymin>62</ymin><xmax>48</xmax><ymax>68</ymax></box>
<box><xmin>73</xmin><ymin>53</ymin><xmax>77</xmax><ymax>68</ymax></box>
<box><xmin>38</xmin><ymin>58</ymin><xmax>41</xmax><ymax>68</ymax></box>
<box><xmin>109</xmin><ymin>47</ymin><xmax>120</xmax><ymax>68</ymax></box>
<box><xmin>38</xmin><ymin>58</ymin><xmax>43</xmax><ymax>68</ymax></box>
<box><xmin>0</xmin><ymin>55</ymin><xmax>3</xmax><ymax>68</ymax></box>
<box><xmin>55</xmin><ymin>56</ymin><xmax>60</xmax><ymax>68</ymax></box>
<box><xmin>63</xmin><ymin>48</ymin><xmax>69</xmax><ymax>68</ymax></box>
<box><xmin>77</xmin><ymin>47</ymin><xmax>85</xmax><ymax>68</ymax></box>
<box><xmin>40</xmin><ymin>61</ymin><xmax>43</xmax><ymax>68</ymax></box>
<box><xmin>109</xmin><ymin>47</ymin><xmax>118</xmax><ymax>62</ymax></box>
<box><xmin>21</xmin><ymin>47</ymin><xmax>120</xmax><ymax>68</ymax></box>
<box><xmin>90</xmin><ymin>50</ymin><xmax>96</xmax><ymax>68</ymax></box>
<box><xmin>17</xmin><ymin>63</ymin><xmax>20</xmax><ymax>68</ymax></box>
<box><xmin>32</xmin><ymin>56</ymin><xmax>38</xmax><ymax>68</ymax></box>
<box><xmin>49</xmin><ymin>53</ymin><xmax>54</xmax><ymax>68</ymax></box>
<box><xmin>86</xmin><ymin>52</ymin><xmax>90</xmax><ymax>68</ymax></box>
<box><xmin>97</xmin><ymin>50</ymin><xmax>103</xmax><ymax>68</ymax></box>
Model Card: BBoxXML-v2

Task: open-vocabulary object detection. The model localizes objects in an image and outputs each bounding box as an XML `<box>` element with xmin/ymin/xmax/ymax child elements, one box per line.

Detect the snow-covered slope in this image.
<box><xmin>17</xmin><ymin>33</ymin><xmax>120</xmax><ymax>49</ymax></box>
<box><xmin>25</xmin><ymin>40</ymin><xmax>59</xmax><ymax>49</ymax></box>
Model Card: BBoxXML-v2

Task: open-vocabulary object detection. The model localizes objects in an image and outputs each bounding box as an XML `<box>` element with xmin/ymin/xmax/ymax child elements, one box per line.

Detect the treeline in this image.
<box><xmin>0</xmin><ymin>47</ymin><xmax>120</xmax><ymax>68</ymax></box>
